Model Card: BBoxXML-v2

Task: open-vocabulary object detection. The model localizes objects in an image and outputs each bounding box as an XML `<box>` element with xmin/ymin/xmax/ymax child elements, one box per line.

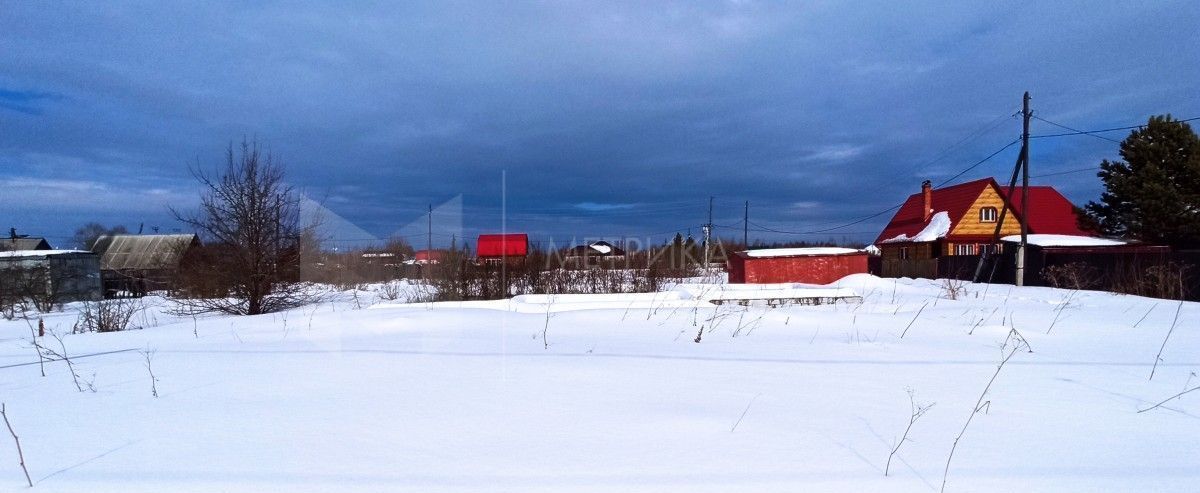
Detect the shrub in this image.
<box><xmin>1042</xmin><ymin>262</ymin><xmax>1100</xmax><ymax>290</ymax></box>
<box><xmin>73</xmin><ymin>299</ymin><xmax>143</xmax><ymax>333</ymax></box>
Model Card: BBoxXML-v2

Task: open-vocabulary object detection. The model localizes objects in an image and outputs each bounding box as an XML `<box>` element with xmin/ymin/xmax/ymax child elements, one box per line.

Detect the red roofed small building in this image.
<box><xmin>875</xmin><ymin>178</ymin><xmax>1090</xmax><ymax>267</ymax></box>
<box><xmin>476</xmin><ymin>234</ymin><xmax>528</xmax><ymax>262</ymax></box>
<box><xmin>728</xmin><ymin>248</ymin><xmax>867</xmax><ymax>284</ymax></box>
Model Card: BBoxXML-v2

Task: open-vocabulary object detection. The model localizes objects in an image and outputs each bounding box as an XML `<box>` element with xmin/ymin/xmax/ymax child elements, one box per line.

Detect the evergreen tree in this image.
<box><xmin>1084</xmin><ymin>115</ymin><xmax>1200</xmax><ymax>248</ymax></box>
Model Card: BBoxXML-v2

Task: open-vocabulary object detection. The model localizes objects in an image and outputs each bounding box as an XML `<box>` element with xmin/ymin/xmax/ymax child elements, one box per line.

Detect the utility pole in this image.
<box><xmin>702</xmin><ymin>196</ymin><xmax>713</xmax><ymax>274</ymax></box>
<box><xmin>743</xmin><ymin>201</ymin><xmax>749</xmax><ymax>248</ymax></box>
<box><xmin>1016</xmin><ymin>91</ymin><xmax>1031</xmax><ymax>287</ymax></box>
<box><xmin>976</xmin><ymin>92</ymin><xmax>1033</xmax><ymax>286</ymax></box>
<box><xmin>424</xmin><ymin>203</ymin><xmax>432</xmax><ymax>286</ymax></box>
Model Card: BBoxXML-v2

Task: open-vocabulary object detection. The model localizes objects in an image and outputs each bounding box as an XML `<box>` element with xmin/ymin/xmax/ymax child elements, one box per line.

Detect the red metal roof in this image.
<box><xmin>476</xmin><ymin>233</ymin><xmax>528</xmax><ymax>258</ymax></box>
<box><xmin>1001</xmin><ymin>186</ymin><xmax>1090</xmax><ymax>237</ymax></box>
<box><xmin>874</xmin><ymin>178</ymin><xmax>1088</xmax><ymax>244</ymax></box>
<box><xmin>874</xmin><ymin>178</ymin><xmax>996</xmax><ymax>244</ymax></box>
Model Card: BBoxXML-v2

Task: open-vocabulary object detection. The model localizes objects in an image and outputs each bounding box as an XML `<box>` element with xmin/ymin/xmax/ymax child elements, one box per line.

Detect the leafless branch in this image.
<box><xmin>1138</xmin><ymin>385</ymin><xmax>1200</xmax><ymax>414</ymax></box>
<box><xmin>1149</xmin><ymin>279</ymin><xmax>1186</xmax><ymax>381</ymax></box>
<box><xmin>0</xmin><ymin>403</ymin><xmax>32</xmax><ymax>487</ymax></box>
<box><xmin>941</xmin><ymin>328</ymin><xmax>1030</xmax><ymax>492</ymax></box>
<box><xmin>887</xmin><ymin>388</ymin><xmax>934</xmax><ymax>476</ymax></box>
<box><xmin>900</xmin><ymin>302</ymin><xmax>928</xmax><ymax>338</ymax></box>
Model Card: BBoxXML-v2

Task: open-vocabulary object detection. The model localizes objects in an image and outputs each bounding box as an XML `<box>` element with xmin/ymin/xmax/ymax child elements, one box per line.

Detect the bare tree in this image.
<box><xmin>172</xmin><ymin>139</ymin><xmax>319</xmax><ymax>315</ymax></box>
<box><xmin>70</xmin><ymin>222</ymin><xmax>128</xmax><ymax>250</ymax></box>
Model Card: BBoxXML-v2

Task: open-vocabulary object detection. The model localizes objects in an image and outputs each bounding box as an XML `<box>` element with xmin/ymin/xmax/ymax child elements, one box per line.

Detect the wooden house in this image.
<box><xmin>91</xmin><ymin>234</ymin><xmax>200</xmax><ymax>296</ymax></box>
<box><xmin>874</xmin><ymin>178</ymin><xmax>1090</xmax><ymax>277</ymax></box>
<box><xmin>564</xmin><ymin>240</ymin><xmax>626</xmax><ymax>267</ymax></box>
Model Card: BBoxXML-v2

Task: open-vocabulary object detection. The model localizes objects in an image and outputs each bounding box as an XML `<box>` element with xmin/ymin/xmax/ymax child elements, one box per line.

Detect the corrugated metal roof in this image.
<box><xmin>0</xmin><ymin>237</ymin><xmax>52</xmax><ymax>251</ymax></box>
<box><xmin>875</xmin><ymin>178</ymin><xmax>1089</xmax><ymax>244</ymax></box>
<box><xmin>875</xmin><ymin>178</ymin><xmax>995</xmax><ymax>244</ymax></box>
<box><xmin>92</xmin><ymin>234</ymin><xmax>198</xmax><ymax>271</ymax></box>
<box><xmin>1002</xmin><ymin>186</ymin><xmax>1090</xmax><ymax>237</ymax></box>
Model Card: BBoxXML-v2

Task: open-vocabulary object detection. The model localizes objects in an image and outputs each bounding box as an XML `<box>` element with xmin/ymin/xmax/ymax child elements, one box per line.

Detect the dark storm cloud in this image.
<box><xmin>2</xmin><ymin>1</ymin><xmax>1198</xmax><ymax>246</ymax></box>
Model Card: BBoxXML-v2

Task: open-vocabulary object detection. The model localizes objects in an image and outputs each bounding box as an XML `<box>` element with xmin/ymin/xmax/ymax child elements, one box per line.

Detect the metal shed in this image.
<box><xmin>0</xmin><ymin>250</ymin><xmax>102</xmax><ymax>303</ymax></box>
<box><xmin>727</xmin><ymin>248</ymin><xmax>868</xmax><ymax>284</ymax></box>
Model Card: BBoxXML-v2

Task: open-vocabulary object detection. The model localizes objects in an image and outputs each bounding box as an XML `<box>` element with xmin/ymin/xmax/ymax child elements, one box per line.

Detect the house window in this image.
<box><xmin>980</xmin><ymin>207</ymin><xmax>998</xmax><ymax>223</ymax></box>
<box><xmin>899</xmin><ymin>247</ymin><xmax>910</xmax><ymax>260</ymax></box>
<box><xmin>955</xmin><ymin>243</ymin><xmax>977</xmax><ymax>256</ymax></box>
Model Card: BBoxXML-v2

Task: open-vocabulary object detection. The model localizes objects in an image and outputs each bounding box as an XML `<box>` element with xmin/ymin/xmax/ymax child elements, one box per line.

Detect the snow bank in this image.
<box><xmin>1000</xmin><ymin>234</ymin><xmax>1126</xmax><ymax>247</ymax></box>
<box><xmin>881</xmin><ymin>211</ymin><xmax>951</xmax><ymax>243</ymax></box>
<box><xmin>743</xmin><ymin>247</ymin><xmax>861</xmax><ymax>257</ymax></box>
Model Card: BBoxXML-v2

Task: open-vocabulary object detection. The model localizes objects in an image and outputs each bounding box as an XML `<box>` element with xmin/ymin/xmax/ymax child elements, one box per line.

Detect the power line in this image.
<box><xmin>908</xmin><ymin>108</ymin><xmax>1019</xmax><ymax>177</ymax></box>
<box><xmin>1030</xmin><ymin>116</ymin><xmax>1200</xmax><ymax>139</ymax></box>
<box><xmin>1031</xmin><ymin>166</ymin><xmax>1100</xmax><ymax>179</ymax></box>
<box><xmin>933</xmin><ymin>138</ymin><xmax>1021</xmax><ymax>188</ymax></box>
<box><xmin>1032</xmin><ymin>115</ymin><xmax>1121</xmax><ymax>143</ymax></box>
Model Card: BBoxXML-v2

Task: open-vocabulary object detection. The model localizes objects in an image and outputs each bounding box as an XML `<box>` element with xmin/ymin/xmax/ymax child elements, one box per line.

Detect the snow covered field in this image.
<box><xmin>1</xmin><ymin>275</ymin><xmax>1198</xmax><ymax>492</ymax></box>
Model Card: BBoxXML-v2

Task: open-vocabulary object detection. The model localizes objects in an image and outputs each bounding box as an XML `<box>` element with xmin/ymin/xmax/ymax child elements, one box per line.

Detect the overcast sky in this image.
<box><xmin>2</xmin><ymin>1</ymin><xmax>1198</xmax><ymax>248</ymax></box>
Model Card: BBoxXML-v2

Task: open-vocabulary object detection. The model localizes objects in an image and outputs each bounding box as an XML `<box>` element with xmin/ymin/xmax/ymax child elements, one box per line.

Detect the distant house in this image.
<box><xmin>1</xmin><ymin>233</ymin><xmax>52</xmax><ymax>252</ymax></box>
<box><xmin>476</xmin><ymin>234</ymin><xmax>528</xmax><ymax>263</ymax></box>
<box><xmin>405</xmin><ymin>249</ymin><xmax>446</xmax><ymax>265</ymax></box>
<box><xmin>91</xmin><ymin>234</ymin><xmax>200</xmax><ymax>296</ymax></box>
<box><xmin>0</xmin><ymin>250</ymin><xmax>102</xmax><ymax>303</ymax></box>
<box><xmin>728</xmin><ymin>248</ymin><xmax>867</xmax><ymax>284</ymax></box>
<box><xmin>564</xmin><ymin>240</ymin><xmax>626</xmax><ymax>266</ymax></box>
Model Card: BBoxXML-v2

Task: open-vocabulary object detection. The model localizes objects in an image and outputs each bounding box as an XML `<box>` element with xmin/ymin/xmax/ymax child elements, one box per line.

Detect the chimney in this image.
<box><xmin>921</xmin><ymin>180</ymin><xmax>932</xmax><ymax>222</ymax></box>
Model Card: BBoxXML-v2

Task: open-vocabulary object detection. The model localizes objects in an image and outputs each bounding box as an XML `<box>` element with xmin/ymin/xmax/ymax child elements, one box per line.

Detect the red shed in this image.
<box><xmin>476</xmin><ymin>233</ymin><xmax>528</xmax><ymax>259</ymax></box>
<box><xmin>727</xmin><ymin>248</ymin><xmax>867</xmax><ymax>284</ymax></box>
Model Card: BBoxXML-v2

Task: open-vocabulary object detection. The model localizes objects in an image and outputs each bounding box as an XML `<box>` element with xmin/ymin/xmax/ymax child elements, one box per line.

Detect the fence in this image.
<box><xmin>872</xmin><ymin>248</ymin><xmax>1200</xmax><ymax>301</ymax></box>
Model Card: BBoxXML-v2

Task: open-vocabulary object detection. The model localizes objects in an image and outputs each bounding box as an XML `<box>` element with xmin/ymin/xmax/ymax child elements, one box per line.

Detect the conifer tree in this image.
<box><xmin>1085</xmin><ymin>115</ymin><xmax>1200</xmax><ymax>248</ymax></box>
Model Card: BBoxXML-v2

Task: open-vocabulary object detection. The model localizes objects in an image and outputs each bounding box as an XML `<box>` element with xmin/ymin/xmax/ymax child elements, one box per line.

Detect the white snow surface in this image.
<box><xmin>1001</xmin><ymin>234</ymin><xmax>1127</xmax><ymax>247</ymax></box>
<box><xmin>589</xmin><ymin>243</ymin><xmax>613</xmax><ymax>254</ymax></box>
<box><xmin>2</xmin><ymin>276</ymin><xmax>1199</xmax><ymax>492</ymax></box>
<box><xmin>0</xmin><ymin>249</ymin><xmax>91</xmax><ymax>258</ymax></box>
<box><xmin>881</xmin><ymin>211</ymin><xmax>952</xmax><ymax>243</ymax></box>
<box><xmin>742</xmin><ymin>247</ymin><xmax>861</xmax><ymax>257</ymax></box>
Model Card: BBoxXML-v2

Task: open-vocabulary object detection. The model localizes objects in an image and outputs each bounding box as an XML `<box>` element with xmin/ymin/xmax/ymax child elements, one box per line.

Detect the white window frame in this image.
<box><xmin>980</xmin><ymin>207</ymin><xmax>998</xmax><ymax>223</ymax></box>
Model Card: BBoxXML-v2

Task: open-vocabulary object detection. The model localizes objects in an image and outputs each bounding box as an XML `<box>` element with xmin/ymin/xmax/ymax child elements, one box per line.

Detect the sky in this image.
<box><xmin>2</xmin><ymin>1</ymin><xmax>1199</xmax><ymax>249</ymax></box>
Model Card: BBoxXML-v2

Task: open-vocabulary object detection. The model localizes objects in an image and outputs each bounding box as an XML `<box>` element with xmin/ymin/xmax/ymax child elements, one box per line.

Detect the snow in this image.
<box><xmin>881</xmin><ymin>211</ymin><xmax>951</xmax><ymax>243</ymax></box>
<box><xmin>2</xmin><ymin>277</ymin><xmax>1199</xmax><ymax>492</ymax></box>
<box><xmin>0</xmin><ymin>249</ymin><xmax>91</xmax><ymax>258</ymax></box>
<box><xmin>743</xmin><ymin>247</ymin><xmax>861</xmax><ymax>258</ymax></box>
<box><xmin>1001</xmin><ymin>234</ymin><xmax>1127</xmax><ymax>247</ymax></box>
<box><xmin>589</xmin><ymin>243</ymin><xmax>613</xmax><ymax>254</ymax></box>
<box><xmin>863</xmin><ymin>244</ymin><xmax>881</xmax><ymax>255</ymax></box>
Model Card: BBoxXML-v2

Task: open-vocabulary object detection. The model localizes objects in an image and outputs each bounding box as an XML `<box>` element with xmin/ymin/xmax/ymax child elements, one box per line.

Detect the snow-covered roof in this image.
<box><xmin>863</xmin><ymin>245</ymin><xmax>881</xmax><ymax>255</ymax></box>
<box><xmin>590</xmin><ymin>243</ymin><xmax>613</xmax><ymax>254</ymax></box>
<box><xmin>1000</xmin><ymin>234</ymin><xmax>1127</xmax><ymax>247</ymax></box>
<box><xmin>742</xmin><ymin>247</ymin><xmax>862</xmax><ymax>258</ymax></box>
<box><xmin>880</xmin><ymin>211</ymin><xmax>951</xmax><ymax>243</ymax></box>
<box><xmin>0</xmin><ymin>249</ymin><xmax>92</xmax><ymax>258</ymax></box>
